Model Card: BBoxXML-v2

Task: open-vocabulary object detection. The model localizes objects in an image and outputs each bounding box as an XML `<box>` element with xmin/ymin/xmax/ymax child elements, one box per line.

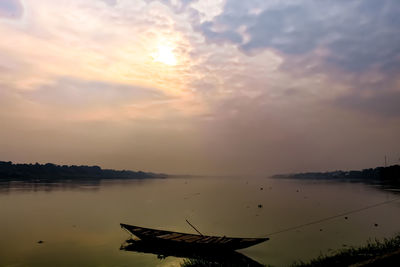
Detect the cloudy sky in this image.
<box><xmin>1</xmin><ymin>0</ymin><xmax>400</xmax><ymax>175</ymax></box>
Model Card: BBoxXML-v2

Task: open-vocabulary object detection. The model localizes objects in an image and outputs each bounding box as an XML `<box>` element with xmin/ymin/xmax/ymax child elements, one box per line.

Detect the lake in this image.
<box><xmin>0</xmin><ymin>176</ymin><xmax>399</xmax><ymax>266</ymax></box>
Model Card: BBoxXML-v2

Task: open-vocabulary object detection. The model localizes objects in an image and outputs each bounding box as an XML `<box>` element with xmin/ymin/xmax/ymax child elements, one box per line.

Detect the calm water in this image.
<box><xmin>0</xmin><ymin>176</ymin><xmax>399</xmax><ymax>266</ymax></box>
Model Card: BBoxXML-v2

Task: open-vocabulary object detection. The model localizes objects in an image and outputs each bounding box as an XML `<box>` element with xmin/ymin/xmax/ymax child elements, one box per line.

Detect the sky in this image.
<box><xmin>1</xmin><ymin>0</ymin><xmax>400</xmax><ymax>175</ymax></box>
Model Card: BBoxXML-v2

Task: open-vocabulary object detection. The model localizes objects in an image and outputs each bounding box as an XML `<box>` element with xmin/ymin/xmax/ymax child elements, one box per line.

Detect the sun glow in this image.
<box><xmin>152</xmin><ymin>44</ymin><xmax>177</xmax><ymax>66</ymax></box>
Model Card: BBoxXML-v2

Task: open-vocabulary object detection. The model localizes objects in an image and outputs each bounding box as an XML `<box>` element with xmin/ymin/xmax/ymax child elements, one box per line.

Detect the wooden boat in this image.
<box><xmin>120</xmin><ymin>223</ymin><xmax>269</xmax><ymax>251</ymax></box>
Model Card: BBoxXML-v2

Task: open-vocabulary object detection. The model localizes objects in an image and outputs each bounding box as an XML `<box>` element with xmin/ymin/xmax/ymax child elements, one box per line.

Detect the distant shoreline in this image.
<box><xmin>0</xmin><ymin>161</ymin><xmax>168</xmax><ymax>181</ymax></box>
<box><xmin>272</xmin><ymin>165</ymin><xmax>400</xmax><ymax>187</ymax></box>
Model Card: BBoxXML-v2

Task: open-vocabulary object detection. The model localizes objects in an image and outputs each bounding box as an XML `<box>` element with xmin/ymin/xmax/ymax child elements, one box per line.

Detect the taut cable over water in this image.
<box><xmin>260</xmin><ymin>197</ymin><xmax>400</xmax><ymax>237</ymax></box>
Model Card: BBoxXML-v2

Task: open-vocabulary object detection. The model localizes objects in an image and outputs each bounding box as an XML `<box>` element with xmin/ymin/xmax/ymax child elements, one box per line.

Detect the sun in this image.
<box><xmin>152</xmin><ymin>44</ymin><xmax>177</xmax><ymax>66</ymax></box>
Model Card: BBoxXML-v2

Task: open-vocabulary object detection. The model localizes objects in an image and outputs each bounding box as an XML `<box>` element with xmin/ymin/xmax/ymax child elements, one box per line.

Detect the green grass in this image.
<box><xmin>290</xmin><ymin>234</ymin><xmax>400</xmax><ymax>267</ymax></box>
<box><xmin>181</xmin><ymin>258</ymin><xmax>272</xmax><ymax>267</ymax></box>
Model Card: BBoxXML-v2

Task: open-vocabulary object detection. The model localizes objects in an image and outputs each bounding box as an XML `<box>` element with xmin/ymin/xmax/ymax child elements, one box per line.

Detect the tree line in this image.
<box><xmin>273</xmin><ymin>165</ymin><xmax>400</xmax><ymax>186</ymax></box>
<box><xmin>0</xmin><ymin>161</ymin><xmax>167</xmax><ymax>180</ymax></box>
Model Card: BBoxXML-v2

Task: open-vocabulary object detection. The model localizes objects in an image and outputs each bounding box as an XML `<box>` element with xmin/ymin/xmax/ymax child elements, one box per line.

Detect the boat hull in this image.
<box><xmin>120</xmin><ymin>223</ymin><xmax>268</xmax><ymax>251</ymax></box>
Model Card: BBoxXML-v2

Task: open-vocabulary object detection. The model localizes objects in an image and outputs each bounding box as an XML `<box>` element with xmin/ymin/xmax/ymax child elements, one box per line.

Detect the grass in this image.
<box><xmin>291</xmin><ymin>234</ymin><xmax>400</xmax><ymax>267</ymax></box>
<box><xmin>181</xmin><ymin>258</ymin><xmax>271</xmax><ymax>267</ymax></box>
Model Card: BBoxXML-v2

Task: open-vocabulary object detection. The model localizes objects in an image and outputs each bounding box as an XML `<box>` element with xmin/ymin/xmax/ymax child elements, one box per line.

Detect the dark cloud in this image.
<box><xmin>0</xmin><ymin>0</ymin><xmax>23</xmax><ymax>19</ymax></box>
<box><xmin>196</xmin><ymin>0</ymin><xmax>400</xmax><ymax>72</ymax></box>
<box><xmin>240</xmin><ymin>6</ymin><xmax>321</xmax><ymax>54</ymax></box>
<box><xmin>336</xmin><ymin>89</ymin><xmax>400</xmax><ymax>118</ymax></box>
<box><xmin>197</xmin><ymin>21</ymin><xmax>243</xmax><ymax>44</ymax></box>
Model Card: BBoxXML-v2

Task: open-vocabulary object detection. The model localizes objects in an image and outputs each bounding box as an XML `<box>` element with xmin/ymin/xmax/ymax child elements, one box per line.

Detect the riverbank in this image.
<box><xmin>291</xmin><ymin>234</ymin><xmax>400</xmax><ymax>267</ymax></box>
<box><xmin>273</xmin><ymin>165</ymin><xmax>400</xmax><ymax>190</ymax></box>
<box><xmin>0</xmin><ymin>161</ymin><xmax>167</xmax><ymax>180</ymax></box>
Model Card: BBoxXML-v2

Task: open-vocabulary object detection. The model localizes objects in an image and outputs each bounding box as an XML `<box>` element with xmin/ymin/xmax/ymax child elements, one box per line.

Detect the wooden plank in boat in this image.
<box><xmin>214</xmin><ymin>236</ymin><xmax>225</xmax><ymax>243</ymax></box>
<box><xmin>219</xmin><ymin>238</ymin><xmax>233</xmax><ymax>244</ymax></box>
<box><xmin>158</xmin><ymin>233</ymin><xmax>183</xmax><ymax>240</ymax></box>
<box><xmin>196</xmin><ymin>236</ymin><xmax>213</xmax><ymax>243</ymax></box>
<box><xmin>172</xmin><ymin>234</ymin><xmax>199</xmax><ymax>241</ymax></box>
<box><xmin>179</xmin><ymin>236</ymin><xmax>203</xmax><ymax>243</ymax></box>
<box><xmin>203</xmin><ymin>237</ymin><xmax>219</xmax><ymax>243</ymax></box>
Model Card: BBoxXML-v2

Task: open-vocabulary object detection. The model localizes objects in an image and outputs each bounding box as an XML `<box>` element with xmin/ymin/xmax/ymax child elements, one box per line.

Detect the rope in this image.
<box><xmin>260</xmin><ymin>197</ymin><xmax>400</xmax><ymax>237</ymax></box>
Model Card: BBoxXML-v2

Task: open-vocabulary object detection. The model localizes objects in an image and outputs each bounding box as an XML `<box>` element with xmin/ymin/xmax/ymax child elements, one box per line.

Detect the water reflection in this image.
<box><xmin>0</xmin><ymin>178</ymin><xmax>150</xmax><ymax>194</ymax></box>
<box><xmin>0</xmin><ymin>179</ymin><xmax>101</xmax><ymax>194</ymax></box>
<box><xmin>1</xmin><ymin>175</ymin><xmax>398</xmax><ymax>196</ymax></box>
<box><xmin>120</xmin><ymin>238</ymin><xmax>264</xmax><ymax>266</ymax></box>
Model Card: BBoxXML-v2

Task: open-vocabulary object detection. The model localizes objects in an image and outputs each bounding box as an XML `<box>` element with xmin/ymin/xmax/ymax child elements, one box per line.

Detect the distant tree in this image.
<box><xmin>0</xmin><ymin>161</ymin><xmax>167</xmax><ymax>181</ymax></box>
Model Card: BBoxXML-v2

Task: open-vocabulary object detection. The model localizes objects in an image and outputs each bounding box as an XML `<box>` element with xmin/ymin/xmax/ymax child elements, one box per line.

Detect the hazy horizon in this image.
<box><xmin>1</xmin><ymin>0</ymin><xmax>400</xmax><ymax>176</ymax></box>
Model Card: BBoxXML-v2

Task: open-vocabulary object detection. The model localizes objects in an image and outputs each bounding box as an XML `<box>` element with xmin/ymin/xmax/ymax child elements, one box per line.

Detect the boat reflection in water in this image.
<box><xmin>120</xmin><ymin>239</ymin><xmax>264</xmax><ymax>266</ymax></box>
<box><xmin>120</xmin><ymin>223</ymin><xmax>267</xmax><ymax>266</ymax></box>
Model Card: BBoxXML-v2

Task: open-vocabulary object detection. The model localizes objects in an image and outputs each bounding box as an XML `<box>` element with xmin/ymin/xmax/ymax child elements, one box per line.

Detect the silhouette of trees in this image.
<box><xmin>273</xmin><ymin>165</ymin><xmax>400</xmax><ymax>186</ymax></box>
<box><xmin>0</xmin><ymin>161</ymin><xmax>167</xmax><ymax>180</ymax></box>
